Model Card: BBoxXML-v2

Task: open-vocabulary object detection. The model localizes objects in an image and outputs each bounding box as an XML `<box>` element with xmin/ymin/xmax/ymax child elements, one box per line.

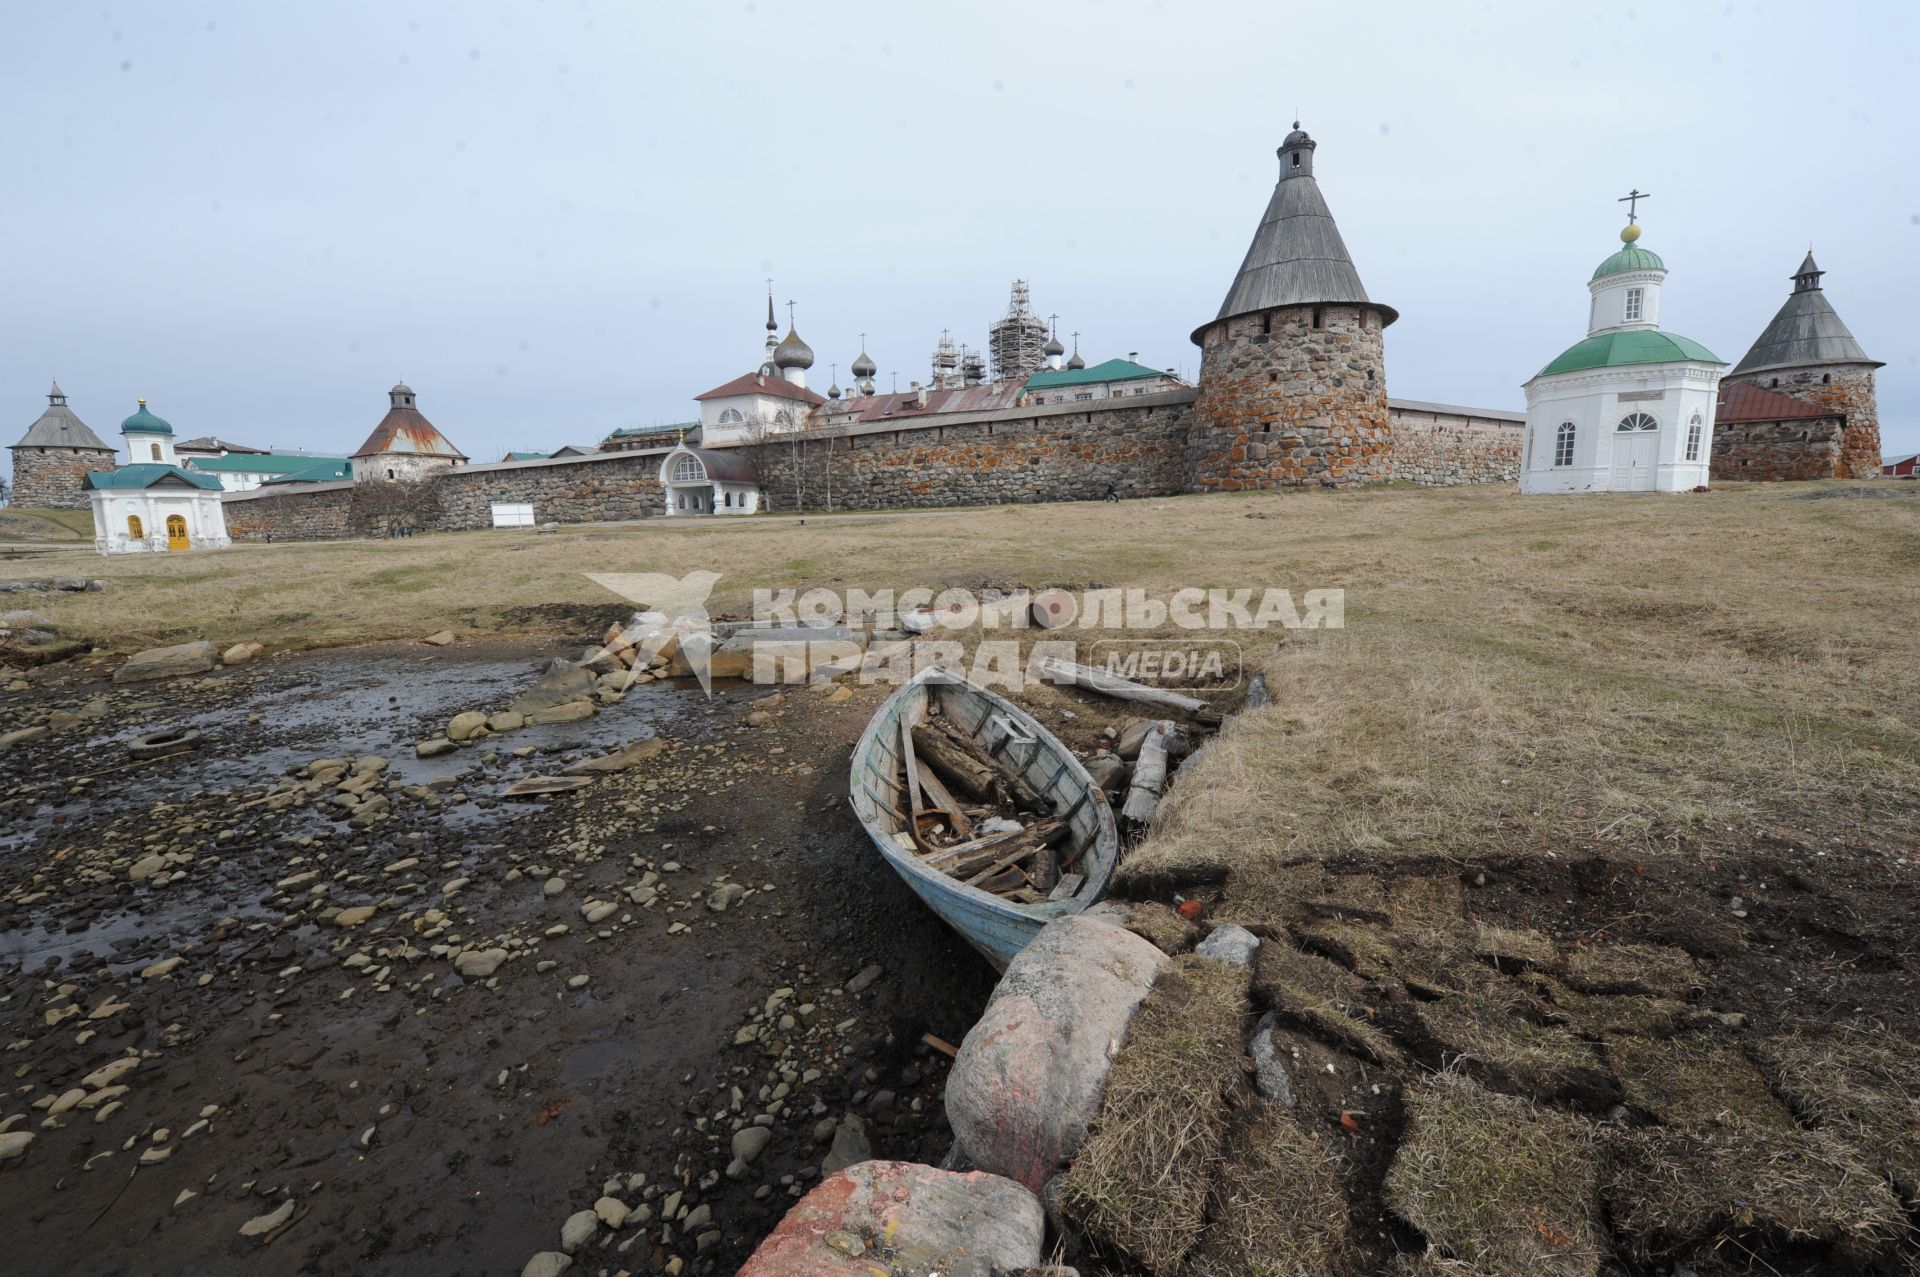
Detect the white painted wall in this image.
<box><xmin>90</xmin><ymin>487</ymin><xmax>231</xmax><ymax>554</ymax></box>
<box><xmin>1520</xmin><ymin>365</ymin><xmax>1720</xmax><ymax>494</ymax></box>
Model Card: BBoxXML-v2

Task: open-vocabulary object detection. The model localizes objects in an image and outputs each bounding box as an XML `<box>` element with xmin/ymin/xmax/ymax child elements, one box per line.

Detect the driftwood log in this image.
<box><xmin>910</xmin><ymin>724</ymin><xmax>998</xmax><ymax>801</ymax></box>
<box><xmin>1121</xmin><ymin>720</ymin><xmax>1176</xmax><ymax>823</ymax></box>
<box><xmin>1034</xmin><ymin>656</ymin><xmax>1211</xmax><ymax>716</ymax></box>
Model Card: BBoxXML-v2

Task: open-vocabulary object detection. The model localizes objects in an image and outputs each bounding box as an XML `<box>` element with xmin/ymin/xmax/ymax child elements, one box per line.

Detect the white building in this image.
<box><xmin>1023</xmin><ymin>356</ymin><xmax>1187</xmax><ymax>406</ymax></box>
<box><xmin>1521</xmin><ymin>220</ymin><xmax>1725</xmax><ymax>494</ymax></box>
<box><xmin>85</xmin><ymin>401</ymin><xmax>231</xmax><ymax>553</ymax></box>
<box><xmin>658</xmin><ymin>442</ymin><xmax>761</xmax><ymax>516</ymax></box>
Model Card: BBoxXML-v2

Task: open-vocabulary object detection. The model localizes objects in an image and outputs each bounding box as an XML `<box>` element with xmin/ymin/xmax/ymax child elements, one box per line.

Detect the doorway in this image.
<box><xmin>1612</xmin><ymin>414</ymin><xmax>1660</xmax><ymax>492</ymax></box>
<box><xmin>166</xmin><ymin>514</ymin><xmax>189</xmax><ymax>551</ymax></box>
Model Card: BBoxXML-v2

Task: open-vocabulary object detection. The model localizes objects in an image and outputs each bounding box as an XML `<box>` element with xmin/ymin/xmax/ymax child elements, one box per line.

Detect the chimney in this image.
<box><xmin>1129</xmin><ymin>351</ymin><xmax>1139</xmax><ymax>363</ymax></box>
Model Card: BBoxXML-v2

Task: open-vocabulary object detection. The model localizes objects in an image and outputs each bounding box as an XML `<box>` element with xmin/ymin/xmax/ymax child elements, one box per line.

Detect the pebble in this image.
<box><xmin>543</xmin><ymin>877</ymin><xmax>568</xmax><ymax>897</ymax></box>
<box><xmin>239</xmin><ymin>1199</ymin><xmax>295</xmax><ymax>1237</ymax></box>
<box><xmin>455</xmin><ymin>948</ymin><xmax>509</xmax><ymax>978</ymax></box>
<box><xmin>522</xmin><ymin>1254</ymin><xmax>572</xmax><ymax>1277</ymax></box>
<box><xmin>334</xmin><ymin>905</ymin><xmax>377</xmax><ymax>927</ymax></box>
<box><xmin>0</xmin><ymin>1131</ymin><xmax>32</xmax><ymax>1162</ymax></box>
<box><xmin>593</xmin><ymin>1195</ymin><xmax>629</xmax><ymax>1228</ymax></box>
<box><xmin>566</xmin><ymin>974</ymin><xmax>590</xmax><ymax>990</ymax></box>
<box><xmin>732</xmin><ymin>1124</ymin><xmax>773</xmax><ymax>1165</ymax></box>
<box><xmin>559</xmin><ymin>1209</ymin><xmax>599</xmax><ymax>1252</ymax></box>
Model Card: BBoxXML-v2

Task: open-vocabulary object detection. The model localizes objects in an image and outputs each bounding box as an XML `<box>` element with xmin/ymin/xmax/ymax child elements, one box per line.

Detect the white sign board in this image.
<box><xmin>491</xmin><ymin>501</ymin><xmax>535</xmax><ymax>528</ymax></box>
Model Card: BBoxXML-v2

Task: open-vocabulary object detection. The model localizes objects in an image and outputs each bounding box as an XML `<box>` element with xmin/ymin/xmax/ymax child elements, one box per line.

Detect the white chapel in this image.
<box><xmin>1521</xmin><ymin>199</ymin><xmax>1726</xmax><ymax>494</ymax></box>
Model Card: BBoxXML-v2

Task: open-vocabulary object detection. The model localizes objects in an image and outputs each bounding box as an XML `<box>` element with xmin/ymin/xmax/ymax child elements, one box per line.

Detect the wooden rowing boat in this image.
<box><xmin>848</xmin><ymin>668</ymin><xmax>1119</xmax><ymax>970</ymax></box>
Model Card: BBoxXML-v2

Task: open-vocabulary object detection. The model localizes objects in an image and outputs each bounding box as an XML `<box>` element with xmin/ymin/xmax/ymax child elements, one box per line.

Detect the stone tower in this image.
<box><xmin>8</xmin><ymin>381</ymin><xmax>117</xmax><ymax>509</ymax></box>
<box><xmin>350</xmin><ymin>383</ymin><xmax>469</xmax><ymax>483</ymax></box>
<box><xmin>1188</xmin><ymin>125</ymin><xmax>1397</xmax><ymax>490</ymax></box>
<box><xmin>1725</xmin><ymin>252</ymin><xmax>1882</xmax><ymax>478</ymax></box>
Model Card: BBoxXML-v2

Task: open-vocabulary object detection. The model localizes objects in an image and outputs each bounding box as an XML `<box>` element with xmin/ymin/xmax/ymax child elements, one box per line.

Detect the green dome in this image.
<box><xmin>1537</xmin><ymin>330</ymin><xmax>1723</xmax><ymax>378</ymax></box>
<box><xmin>120</xmin><ymin>401</ymin><xmax>173</xmax><ymax>436</ymax></box>
<box><xmin>1592</xmin><ymin>244</ymin><xmax>1666</xmax><ymax>280</ymax></box>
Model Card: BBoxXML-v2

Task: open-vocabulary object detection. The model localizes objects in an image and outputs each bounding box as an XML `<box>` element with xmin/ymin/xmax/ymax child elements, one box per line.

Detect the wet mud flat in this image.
<box><xmin>0</xmin><ymin>638</ymin><xmax>996</xmax><ymax>1276</ymax></box>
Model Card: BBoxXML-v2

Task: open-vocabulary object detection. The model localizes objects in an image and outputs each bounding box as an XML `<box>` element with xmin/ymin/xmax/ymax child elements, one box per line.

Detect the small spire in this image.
<box><xmin>48</xmin><ymin>379</ymin><xmax>65</xmax><ymax>405</ymax></box>
<box><xmin>1792</xmin><ymin>249</ymin><xmax>1824</xmax><ymax>292</ymax></box>
<box><xmin>765</xmin><ymin>284</ymin><xmax>777</xmax><ymax>332</ymax></box>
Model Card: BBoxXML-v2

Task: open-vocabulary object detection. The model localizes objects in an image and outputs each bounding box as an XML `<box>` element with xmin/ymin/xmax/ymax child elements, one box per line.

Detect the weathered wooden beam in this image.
<box><xmin>1121</xmin><ymin>720</ymin><xmax>1175</xmax><ymax>823</ymax></box>
<box><xmin>1035</xmin><ymin>656</ymin><xmax>1210</xmax><ymax>715</ymax></box>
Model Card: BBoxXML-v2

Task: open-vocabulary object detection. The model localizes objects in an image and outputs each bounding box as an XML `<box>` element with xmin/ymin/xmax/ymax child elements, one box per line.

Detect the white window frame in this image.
<box><xmin>670</xmin><ymin>454</ymin><xmax>704</xmax><ymax>483</ymax></box>
<box><xmin>1554</xmin><ymin>421</ymin><xmax>1576</xmax><ymax>467</ymax></box>
<box><xmin>717</xmin><ymin>407</ymin><xmax>745</xmax><ymax>425</ymax></box>
<box><xmin>1616</xmin><ymin>412</ymin><xmax>1658</xmax><ymax>433</ymax></box>
<box><xmin>1624</xmin><ymin>287</ymin><xmax>1643</xmax><ymax>322</ymax></box>
<box><xmin>1686</xmin><ymin>413</ymin><xmax>1703</xmax><ymax>462</ymax></box>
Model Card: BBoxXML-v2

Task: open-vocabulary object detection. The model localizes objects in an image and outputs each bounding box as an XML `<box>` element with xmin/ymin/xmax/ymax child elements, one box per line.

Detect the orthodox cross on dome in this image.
<box><xmin>787</xmin><ymin>300</ymin><xmax>797</xmax><ymax>327</ymax></box>
<box><xmin>1617</xmin><ymin>188</ymin><xmax>1652</xmax><ymax>224</ymax></box>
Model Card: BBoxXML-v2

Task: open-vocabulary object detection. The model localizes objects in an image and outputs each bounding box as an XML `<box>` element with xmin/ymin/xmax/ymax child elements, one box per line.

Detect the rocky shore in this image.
<box><xmin>0</xmin><ymin>635</ymin><xmax>995</xmax><ymax>1276</ymax></box>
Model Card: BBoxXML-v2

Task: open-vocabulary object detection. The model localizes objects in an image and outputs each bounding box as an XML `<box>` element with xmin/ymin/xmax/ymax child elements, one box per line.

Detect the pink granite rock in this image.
<box><xmin>736</xmin><ymin>1159</ymin><xmax>1042</xmax><ymax>1277</ymax></box>
<box><xmin>945</xmin><ymin>913</ymin><xmax>1168</xmax><ymax>1191</ymax></box>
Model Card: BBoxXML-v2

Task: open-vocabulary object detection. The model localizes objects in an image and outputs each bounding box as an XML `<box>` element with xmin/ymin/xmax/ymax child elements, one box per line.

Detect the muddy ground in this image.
<box><xmin>0</xmin><ymin>635</ymin><xmax>998</xmax><ymax>1276</ymax></box>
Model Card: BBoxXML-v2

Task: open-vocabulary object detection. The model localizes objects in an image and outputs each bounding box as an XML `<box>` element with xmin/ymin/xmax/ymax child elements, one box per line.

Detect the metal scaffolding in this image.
<box><xmin>988</xmin><ymin>280</ymin><xmax>1049</xmax><ymax>383</ymax></box>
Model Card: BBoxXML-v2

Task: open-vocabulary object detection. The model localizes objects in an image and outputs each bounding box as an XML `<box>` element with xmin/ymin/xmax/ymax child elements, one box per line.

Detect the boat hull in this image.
<box><xmin>849</xmin><ymin>668</ymin><xmax>1118</xmax><ymax>970</ymax></box>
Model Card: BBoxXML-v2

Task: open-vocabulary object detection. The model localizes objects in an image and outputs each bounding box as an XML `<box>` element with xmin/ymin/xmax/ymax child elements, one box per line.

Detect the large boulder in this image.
<box><xmin>737</xmin><ymin>1160</ymin><xmax>1042</xmax><ymax>1277</ymax></box>
<box><xmin>113</xmin><ymin>640</ymin><xmax>219</xmax><ymax>683</ymax></box>
<box><xmin>946</xmin><ymin>914</ymin><xmax>1167</xmax><ymax>1192</ymax></box>
<box><xmin>510</xmin><ymin>664</ymin><xmax>597</xmax><ymax>716</ymax></box>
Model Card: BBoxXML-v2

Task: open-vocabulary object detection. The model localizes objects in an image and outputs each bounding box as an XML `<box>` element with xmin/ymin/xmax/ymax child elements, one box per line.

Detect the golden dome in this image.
<box><xmin>1620</xmin><ymin>222</ymin><xmax>1644</xmax><ymax>244</ymax></box>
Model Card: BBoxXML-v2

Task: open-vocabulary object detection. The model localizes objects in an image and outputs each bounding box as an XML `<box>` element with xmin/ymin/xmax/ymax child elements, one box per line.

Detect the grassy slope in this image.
<box><xmin>0</xmin><ymin>507</ymin><xmax>93</xmax><ymax>541</ymax></box>
<box><xmin>13</xmin><ymin>480</ymin><xmax>1920</xmax><ymax>859</ymax></box>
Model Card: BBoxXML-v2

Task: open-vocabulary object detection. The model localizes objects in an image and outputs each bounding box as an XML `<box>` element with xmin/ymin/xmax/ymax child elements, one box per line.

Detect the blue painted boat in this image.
<box><xmin>849</xmin><ymin>668</ymin><xmax>1119</xmax><ymax>970</ymax></box>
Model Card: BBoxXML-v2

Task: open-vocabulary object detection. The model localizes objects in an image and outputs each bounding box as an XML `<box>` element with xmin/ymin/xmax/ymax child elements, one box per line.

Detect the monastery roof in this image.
<box><xmin>608</xmin><ymin>422</ymin><xmax>700</xmax><ymax>439</ymax></box>
<box><xmin>667</xmin><ymin>444</ymin><xmax>758</xmax><ymax>485</ymax></box>
<box><xmin>351</xmin><ymin>406</ymin><xmax>468</xmax><ymax>461</ymax></box>
<box><xmin>185</xmin><ymin>452</ymin><xmax>351</xmax><ymax>475</ymax></box>
<box><xmin>1201</xmin><ymin>144</ymin><xmax>1394</xmax><ymax>340</ymax></box>
<box><xmin>175</xmin><ymin>436</ymin><xmax>268</xmax><ymax>454</ymax></box>
<box><xmin>1025</xmin><ymin>358</ymin><xmax>1172</xmax><ymax>391</ymax></box>
<box><xmin>1715</xmin><ymin>381</ymin><xmax>1836</xmax><ymax>424</ymax></box>
<box><xmin>693</xmin><ymin>372</ymin><xmax>826</xmax><ymax>406</ymax></box>
<box><xmin>121</xmin><ymin>402</ymin><xmax>174</xmax><ymax>436</ymax></box>
<box><xmin>85</xmin><ymin>463</ymin><xmax>223</xmax><ymax>491</ymax></box>
<box><xmin>262</xmin><ymin>459</ymin><xmax>354</xmax><ymax>484</ymax></box>
<box><xmin>822</xmin><ymin>381</ymin><xmax>1025</xmax><ymax>424</ymax></box>
<box><xmin>13</xmin><ymin>404</ymin><xmax>114</xmax><ymax>452</ymax></box>
<box><xmin>503</xmin><ymin>450</ymin><xmax>550</xmax><ymax>462</ymax></box>
<box><xmin>1731</xmin><ymin>277</ymin><xmax>1880</xmax><ymax>376</ymax></box>
<box><xmin>1536</xmin><ymin>329</ymin><xmax>1724</xmax><ymax>379</ymax></box>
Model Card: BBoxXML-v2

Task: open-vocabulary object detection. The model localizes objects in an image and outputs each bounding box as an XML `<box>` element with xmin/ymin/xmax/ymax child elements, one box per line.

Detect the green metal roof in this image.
<box><xmin>1591</xmin><ymin>245</ymin><xmax>1666</xmax><ymax>280</ymax></box>
<box><xmin>184</xmin><ymin>452</ymin><xmax>349</xmax><ymax>475</ymax></box>
<box><xmin>120</xmin><ymin>403</ymin><xmax>174</xmax><ymax>435</ymax></box>
<box><xmin>504</xmin><ymin>450</ymin><xmax>550</xmax><ymax>461</ymax></box>
<box><xmin>261</xmin><ymin>459</ymin><xmax>354</xmax><ymax>484</ymax></box>
<box><xmin>1025</xmin><ymin>358</ymin><xmax>1169</xmax><ymax>391</ymax></box>
<box><xmin>608</xmin><ymin>423</ymin><xmax>697</xmax><ymax>438</ymax></box>
<box><xmin>1537</xmin><ymin>330</ymin><xmax>1724</xmax><ymax>378</ymax></box>
<box><xmin>84</xmin><ymin>463</ymin><xmax>223</xmax><ymax>491</ymax></box>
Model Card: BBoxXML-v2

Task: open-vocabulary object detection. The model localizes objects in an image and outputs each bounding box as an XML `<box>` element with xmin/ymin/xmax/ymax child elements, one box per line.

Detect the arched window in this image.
<box><xmin>150</xmin><ymin>443</ymin><xmax>162</xmax><ymax>461</ymax></box>
<box><xmin>1616</xmin><ymin>412</ymin><xmax>1658</xmax><ymax>432</ymax></box>
<box><xmin>1554</xmin><ymin>421</ymin><xmax>1576</xmax><ymax>467</ymax></box>
<box><xmin>671</xmin><ymin>454</ymin><xmax>704</xmax><ymax>483</ymax></box>
<box><xmin>717</xmin><ymin>408</ymin><xmax>745</xmax><ymax>424</ymax></box>
<box><xmin>1822</xmin><ymin>373</ymin><xmax>1831</xmax><ymax>385</ymax></box>
<box><xmin>127</xmin><ymin>514</ymin><xmax>144</xmax><ymax>540</ymax></box>
<box><xmin>1685</xmin><ymin>413</ymin><xmax>1703</xmax><ymax>461</ymax></box>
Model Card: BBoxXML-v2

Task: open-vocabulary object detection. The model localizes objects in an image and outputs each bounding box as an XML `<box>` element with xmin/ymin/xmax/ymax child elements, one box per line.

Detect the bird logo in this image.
<box><xmin>584</xmin><ymin>570</ymin><xmax>725</xmax><ymax>695</ymax></box>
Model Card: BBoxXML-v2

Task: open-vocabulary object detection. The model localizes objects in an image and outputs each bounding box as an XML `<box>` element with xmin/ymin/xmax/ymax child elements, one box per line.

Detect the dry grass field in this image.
<box><xmin>14</xmin><ymin>480</ymin><xmax>1919</xmax><ymax>863</ymax></box>
<box><xmin>11</xmin><ymin>480</ymin><xmax>1920</xmax><ymax>1274</ymax></box>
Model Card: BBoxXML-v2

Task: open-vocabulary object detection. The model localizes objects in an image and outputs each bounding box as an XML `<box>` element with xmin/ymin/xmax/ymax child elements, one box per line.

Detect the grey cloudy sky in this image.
<box><xmin>4</xmin><ymin>1</ymin><xmax>1915</xmax><ymax>462</ymax></box>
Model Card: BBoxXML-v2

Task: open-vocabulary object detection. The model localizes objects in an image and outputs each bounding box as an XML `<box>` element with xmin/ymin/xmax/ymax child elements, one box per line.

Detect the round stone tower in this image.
<box><xmin>1188</xmin><ymin>125</ymin><xmax>1398</xmax><ymax>490</ymax></box>
<box><xmin>8</xmin><ymin>381</ymin><xmax>118</xmax><ymax>509</ymax></box>
<box><xmin>1725</xmin><ymin>252</ymin><xmax>1882</xmax><ymax>479</ymax></box>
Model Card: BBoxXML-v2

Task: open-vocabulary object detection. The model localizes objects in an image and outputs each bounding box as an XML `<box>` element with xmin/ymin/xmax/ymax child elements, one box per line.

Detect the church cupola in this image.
<box><xmin>121</xmin><ymin>399</ymin><xmax>178</xmax><ymax>466</ymax></box>
<box><xmin>1791</xmin><ymin>250</ymin><xmax>1824</xmax><ymax>293</ymax></box>
<box><xmin>389</xmin><ymin>381</ymin><xmax>416</xmax><ymax>410</ymax></box>
<box><xmin>1278</xmin><ymin>122</ymin><xmax>1316</xmax><ymax>179</ymax></box>
<box><xmin>1587</xmin><ymin>200</ymin><xmax>1667</xmax><ymax>336</ymax></box>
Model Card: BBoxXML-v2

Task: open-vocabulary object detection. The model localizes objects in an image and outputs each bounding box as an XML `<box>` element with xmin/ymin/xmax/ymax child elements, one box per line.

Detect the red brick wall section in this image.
<box><xmin>8</xmin><ymin>446</ymin><xmax>118</xmax><ymax>509</ymax></box>
<box><xmin>1187</xmin><ymin>305</ymin><xmax>1393</xmax><ymax>490</ymax></box>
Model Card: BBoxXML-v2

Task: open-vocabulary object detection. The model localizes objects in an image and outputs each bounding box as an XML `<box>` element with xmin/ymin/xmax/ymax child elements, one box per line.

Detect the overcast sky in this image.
<box><xmin>3</xmin><ymin>1</ymin><xmax>1915</xmax><ymax>463</ymax></box>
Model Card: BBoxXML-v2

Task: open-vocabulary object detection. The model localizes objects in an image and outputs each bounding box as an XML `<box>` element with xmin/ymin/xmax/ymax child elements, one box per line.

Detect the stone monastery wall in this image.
<box><xmin>1710</xmin><ymin>415</ymin><xmax>1848</xmax><ymax>483</ymax></box>
<box><xmin>1387</xmin><ymin>403</ymin><xmax>1524</xmax><ymax>486</ymax></box>
<box><xmin>755</xmin><ymin>394</ymin><xmax>1194</xmax><ymax>511</ymax></box>
<box><xmin>222</xmin><ymin>391</ymin><xmax>1519</xmax><ymax>541</ymax></box>
<box><xmin>8</xmin><ymin>446</ymin><xmax>117</xmax><ymax>510</ymax></box>
<box><xmin>1723</xmin><ymin>366</ymin><xmax>1881</xmax><ymax>481</ymax></box>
